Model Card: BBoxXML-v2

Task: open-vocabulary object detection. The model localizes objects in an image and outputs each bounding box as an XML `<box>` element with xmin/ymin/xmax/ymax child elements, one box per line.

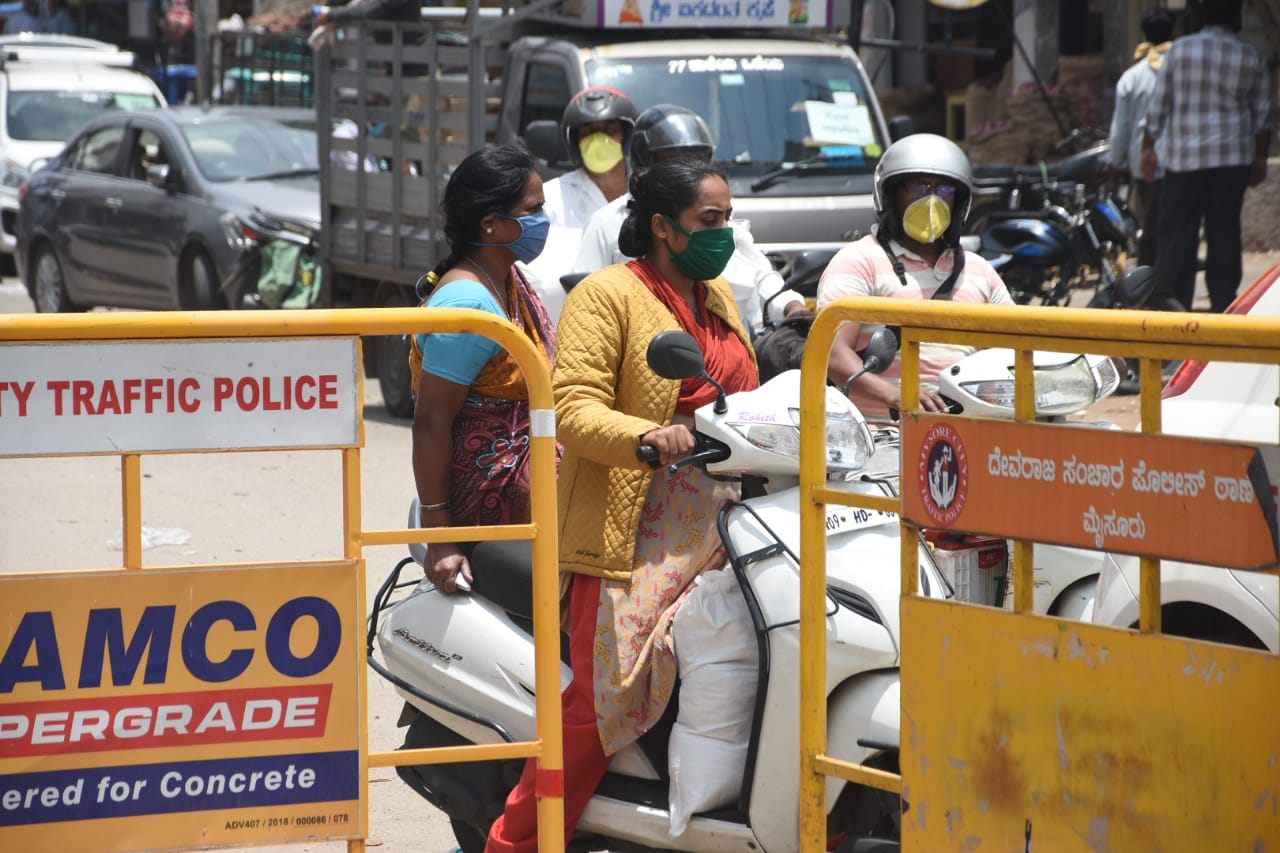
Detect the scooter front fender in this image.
<box><xmin>825</xmin><ymin>669</ymin><xmax>900</xmax><ymax>811</ymax></box>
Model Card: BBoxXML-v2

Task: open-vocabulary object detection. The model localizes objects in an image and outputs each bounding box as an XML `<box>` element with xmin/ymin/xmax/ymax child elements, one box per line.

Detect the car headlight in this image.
<box><xmin>959</xmin><ymin>354</ymin><xmax>1102</xmax><ymax>416</ymax></box>
<box><xmin>2</xmin><ymin>158</ymin><xmax>28</xmax><ymax>189</ymax></box>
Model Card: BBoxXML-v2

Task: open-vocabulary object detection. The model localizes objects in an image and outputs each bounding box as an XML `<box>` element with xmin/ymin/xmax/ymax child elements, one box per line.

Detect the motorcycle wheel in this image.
<box><xmin>828</xmin><ymin>753</ymin><xmax>901</xmax><ymax>851</ymax></box>
<box><xmin>451</xmin><ymin>817</ymin><xmax>488</xmax><ymax>853</ymax></box>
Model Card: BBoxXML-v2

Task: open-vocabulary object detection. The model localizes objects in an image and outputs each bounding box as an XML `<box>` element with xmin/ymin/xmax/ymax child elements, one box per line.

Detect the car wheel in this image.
<box><xmin>32</xmin><ymin>244</ymin><xmax>83</xmax><ymax>313</ymax></box>
<box><xmin>181</xmin><ymin>250</ymin><xmax>224</xmax><ymax>310</ymax></box>
<box><xmin>376</xmin><ymin>285</ymin><xmax>416</xmax><ymax>419</ymax></box>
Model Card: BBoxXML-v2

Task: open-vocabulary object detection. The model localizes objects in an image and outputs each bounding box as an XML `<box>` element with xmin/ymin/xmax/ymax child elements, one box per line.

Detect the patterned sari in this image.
<box><xmin>590</xmin><ymin>260</ymin><xmax>758</xmax><ymax>754</ymax></box>
<box><xmin>447</xmin><ymin>266</ymin><xmax>557</xmax><ymax>527</ymax></box>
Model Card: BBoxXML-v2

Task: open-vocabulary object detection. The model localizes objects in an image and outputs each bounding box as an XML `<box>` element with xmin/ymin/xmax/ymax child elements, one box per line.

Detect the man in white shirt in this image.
<box><xmin>525</xmin><ymin>87</ymin><xmax>638</xmax><ymax>323</ymax></box>
<box><xmin>574</xmin><ymin>104</ymin><xmax>808</xmax><ymax>337</ymax></box>
<box><xmin>1104</xmin><ymin>7</ymin><xmax>1174</xmax><ymax>268</ymax></box>
<box><xmin>542</xmin><ymin>87</ymin><xmax>637</xmax><ymax>229</ymax></box>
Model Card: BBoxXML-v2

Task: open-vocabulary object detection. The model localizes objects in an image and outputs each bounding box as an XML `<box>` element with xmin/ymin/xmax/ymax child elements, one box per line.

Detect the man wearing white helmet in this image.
<box><xmin>575</xmin><ymin>103</ymin><xmax>809</xmax><ymax>336</ymax></box>
<box><xmin>818</xmin><ymin>132</ymin><xmax>1013</xmax><ymax>422</ymax></box>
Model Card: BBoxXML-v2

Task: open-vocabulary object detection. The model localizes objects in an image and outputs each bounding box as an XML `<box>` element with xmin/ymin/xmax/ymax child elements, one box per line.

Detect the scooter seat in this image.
<box><xmin>466</xmin><ymin>538</ymin><xmax>535</xmax><ymax>620</ymax></box>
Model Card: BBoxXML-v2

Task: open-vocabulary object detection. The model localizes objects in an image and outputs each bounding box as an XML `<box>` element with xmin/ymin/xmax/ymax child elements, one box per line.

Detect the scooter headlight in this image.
<box><xmin>819</xmin><ymin>406</ymin><xmax>875</xmax><ymax>470</ymax></box>
<box><xmin>959</xmin><ymin>355</ymin><xmax>1102</xmax><ymax>416</ymax></box>
<box><xmin>728</xmin><ymin>422</ymin><xmax>804</xmax><ymax>458</ymax></box>
<box><xmin>1092</xmin><ymin>355</ymin><xmax>1124</xmax><ymax>398</ymax></box>
<box><xmin>725</xmin><ymin>400</ymin><xmax>874</xmax><ymax>471</ymax></box>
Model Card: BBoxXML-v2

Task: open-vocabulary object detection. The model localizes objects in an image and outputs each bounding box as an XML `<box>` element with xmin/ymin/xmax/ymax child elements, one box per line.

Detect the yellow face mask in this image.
<box><xmin>902</xmin><ymin>194</ymin><xmax>952</xmax><ymax>244</ymax></box>
<box><xmin>579</xmin><ymin>132</ymin><xmax>624</xmax><ymax>174</ymax></box>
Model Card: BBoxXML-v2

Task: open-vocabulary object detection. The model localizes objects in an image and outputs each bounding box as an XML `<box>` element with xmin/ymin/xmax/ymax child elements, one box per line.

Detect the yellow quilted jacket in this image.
<box><xmin>554</xmin><ymin>262</ymin><xmax>755</xmax><ymax>582</ymax></box>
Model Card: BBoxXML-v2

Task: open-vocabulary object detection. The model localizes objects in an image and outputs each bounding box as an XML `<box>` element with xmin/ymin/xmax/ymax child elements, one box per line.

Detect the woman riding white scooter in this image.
<box><xmin>486</xmin><ymin>156</ymin><xmax>758</xmax><ymax>852</ymax></box>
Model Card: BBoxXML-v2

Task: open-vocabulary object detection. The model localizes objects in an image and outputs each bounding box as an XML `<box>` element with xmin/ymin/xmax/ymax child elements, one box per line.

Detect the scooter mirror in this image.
<box><xmin>785</xmin><ymin>248</ymin><xmax>837</xmax><ymax>291</ymax></box>
<box><xmin>523</xmin><ymin>120</ymin><xmax>570</xmax><ymax>170</ymax></box>
<box><xmin>860</xmin><ymin>327</ymin><xmax>898</xmax><ymax>375</ymax></box>
<box><xmin>647</xmin><ymin>331</ymin><xmax>706</xmax><ymax>380</ymax></box>
<box><xmin>1114</xmin><ymin>265</ymin><xmax>1155</xmax><ymax>309</ymax></box>
<box><xmin>560</xmin><ymin>272</ymin><xmax>588</xmax><ymax>293</ymax></box>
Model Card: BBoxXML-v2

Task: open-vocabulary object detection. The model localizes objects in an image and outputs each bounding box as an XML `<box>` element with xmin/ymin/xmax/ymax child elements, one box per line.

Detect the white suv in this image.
<box><xmin>1091</xmin><ymin>262</ymin><xmax>1280</xmax><ymax>651</ymax></box>
<box><xmin>0</xmin><ymin>35</ymin><xmax>166</xmax><ymax>267</ymax></box>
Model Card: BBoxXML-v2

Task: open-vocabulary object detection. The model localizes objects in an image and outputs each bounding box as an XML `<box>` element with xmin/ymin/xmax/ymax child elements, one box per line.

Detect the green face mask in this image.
<box><xmin>902</xmin><ymin>194</ymin><xmax>952</xmax><ymax>244</ymax></box>
<box><xmin>579</xmin><ymin>132</ymin><xmax>624</xmax><ymax>174</ymax></box>
<box><xmin>662</xmin><ymin>215</ymin><xmax>736</xmax><ymax>281</ymax></box>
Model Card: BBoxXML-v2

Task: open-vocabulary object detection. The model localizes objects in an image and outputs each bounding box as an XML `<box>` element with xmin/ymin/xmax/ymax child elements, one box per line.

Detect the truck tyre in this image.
<box><xmin>376</xmin><ymin>285</ymin><xmax>415</xmax><ymax>418</ymax></box>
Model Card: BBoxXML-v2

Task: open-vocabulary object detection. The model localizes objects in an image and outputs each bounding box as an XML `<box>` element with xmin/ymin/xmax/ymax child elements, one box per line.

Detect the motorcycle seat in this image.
<box><xmin>465</xmin><ymin>538</ymin><xmax>535</xmax><ymax>621</ymax></box>
<box><xmin>971</xmin><ymin>146</ymin><xmax>1104</xmax><ymax>189</ymax></box>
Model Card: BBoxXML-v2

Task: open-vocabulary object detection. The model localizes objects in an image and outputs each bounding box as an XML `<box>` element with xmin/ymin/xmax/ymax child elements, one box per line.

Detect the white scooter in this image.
<box><xmin>867</xmin><ymin>265</ymin><xmax>1156</xmax><ymax>617</ymax></box>
<box><xmin>368</xmin><ymin>329</ymin><xmax>950</xmax><ymax>853</ymax></box>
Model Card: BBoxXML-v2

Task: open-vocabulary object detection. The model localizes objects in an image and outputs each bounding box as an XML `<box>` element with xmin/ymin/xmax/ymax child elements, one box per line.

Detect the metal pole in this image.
<box><xmin>994</xmin><ymin>0</ymin><xmax>1071</xmax><ymax>137</ymax></box>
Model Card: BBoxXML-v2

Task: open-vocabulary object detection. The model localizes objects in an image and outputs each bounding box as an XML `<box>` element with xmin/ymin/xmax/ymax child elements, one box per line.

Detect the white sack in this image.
<box><xmin>668</xmin><ymin>567</ymin><xmax>759</xmax><ymax>836</ymax></box>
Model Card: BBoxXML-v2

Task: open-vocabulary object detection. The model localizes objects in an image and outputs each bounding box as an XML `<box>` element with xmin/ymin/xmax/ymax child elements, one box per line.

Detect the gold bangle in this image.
<box><xmin>420</xmin><ymin>499</ymin><xmax>450</xmax><ymax>512</ymax></box>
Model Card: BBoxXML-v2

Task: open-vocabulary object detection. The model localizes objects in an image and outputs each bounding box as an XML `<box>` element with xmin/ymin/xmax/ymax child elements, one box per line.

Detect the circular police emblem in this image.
<box><xmin>917</xmin><ymin>421</ymin><xmax>968</xmax><ymax>526</ymax></box>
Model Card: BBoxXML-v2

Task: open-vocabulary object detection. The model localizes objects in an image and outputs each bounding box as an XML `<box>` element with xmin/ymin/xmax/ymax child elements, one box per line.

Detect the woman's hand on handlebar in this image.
<box><xmin>426</xmin><ymin>542</ymin><xmax>472</xmax><ymax>594</ymax></box>
<box><xmin>640</xmin><ymin>424</ymin><xmax>695</xmax><ymax>467</ymax></box>
<box><xmin>879</xmin><ymin>383</ymin><xmax>951</xmax><ymax>419</ymax></box>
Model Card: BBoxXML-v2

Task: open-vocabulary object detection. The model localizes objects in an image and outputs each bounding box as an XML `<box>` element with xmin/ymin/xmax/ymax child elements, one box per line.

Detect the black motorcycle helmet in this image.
<box><xmin>629</xmin><ymin>104</ymin><xmax>715</xmax><ymax>169</ymax></box>
<box><xmin>560</xmin><ymin>86</ymin><xmax>638</xmax><ymax>169</ymax></box>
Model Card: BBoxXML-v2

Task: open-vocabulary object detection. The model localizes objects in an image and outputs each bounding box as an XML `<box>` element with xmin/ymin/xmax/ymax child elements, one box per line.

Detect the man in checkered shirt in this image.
<box><xmin>1141</xmin><ymin>0</ymin><xmax>1273</xmax><ymax>313</ymax></box>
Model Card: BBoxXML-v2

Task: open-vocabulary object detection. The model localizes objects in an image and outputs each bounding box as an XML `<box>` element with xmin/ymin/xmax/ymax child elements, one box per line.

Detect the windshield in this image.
<box><xmin>182</xmin><ymin>120</ymin><xmax>319</xmax><ymax>182</ymax></box>
<box><xmin>7</xmin><ymin>91</ymin><xmax>162</xmax><ymax>142</ymax></box>
<box><xmin>587</xmin><ymin>53</ymin><xmax>886</xmax><ymax>174</ymax></box>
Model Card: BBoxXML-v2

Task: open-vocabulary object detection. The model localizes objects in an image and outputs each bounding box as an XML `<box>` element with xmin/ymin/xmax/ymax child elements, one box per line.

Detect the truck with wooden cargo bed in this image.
<box><xmin>310</xmin><ymin>0</ymin><xmax>908</xmax><ymax>414</ymax></box>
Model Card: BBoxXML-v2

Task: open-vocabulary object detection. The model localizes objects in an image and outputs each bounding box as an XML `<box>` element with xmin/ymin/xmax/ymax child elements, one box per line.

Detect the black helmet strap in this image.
<box><xmin>876</xmin><ymin>228</ymin><xmax>966</xmax><ymax>299</ymax></box>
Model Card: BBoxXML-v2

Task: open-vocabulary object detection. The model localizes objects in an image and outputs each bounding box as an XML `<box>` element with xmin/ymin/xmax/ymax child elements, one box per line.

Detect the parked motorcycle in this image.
<box><xmin>967</xmin><ymin>127</ymin><xmax>1111</xmax><ymax>229</ymax></box>
<box><xmin>224</xmin><ymin>213</ymin><xmax>322</xmax><ymax>309</ymax></box>
<box><xmin>368</xmin><ymin>329</ymin><xmax>953</xmax><ymax>853</ymax></box>
<box><xmin>969</xmin><ymin>180</ymin><xmax>1140</xmax><ymax>307</ymax></box>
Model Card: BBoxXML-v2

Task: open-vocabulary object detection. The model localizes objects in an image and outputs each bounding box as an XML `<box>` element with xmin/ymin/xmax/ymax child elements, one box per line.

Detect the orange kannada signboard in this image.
<box><xmin>0</xmin><ymin>562</ymin><xmax>363</xmax><ymax>852</ymax></box>
<box><xmin>901</xmin><ymin>414</ymin><xmax>1280</xmax><ymax>570</ymax></box>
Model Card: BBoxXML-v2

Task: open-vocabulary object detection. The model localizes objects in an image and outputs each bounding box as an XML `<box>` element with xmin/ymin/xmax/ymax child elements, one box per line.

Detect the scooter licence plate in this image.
<box><xmin>824</xmin><ymin>506</ymin><xmax>897</xmax><ymax>535</ymax></box>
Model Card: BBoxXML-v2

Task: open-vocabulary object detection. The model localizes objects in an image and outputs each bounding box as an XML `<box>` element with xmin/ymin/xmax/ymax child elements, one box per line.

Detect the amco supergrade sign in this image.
<box><xmin>0</xmin><ymin>562</ymin><xmax>363</xmax><ymax>852</ymax></box>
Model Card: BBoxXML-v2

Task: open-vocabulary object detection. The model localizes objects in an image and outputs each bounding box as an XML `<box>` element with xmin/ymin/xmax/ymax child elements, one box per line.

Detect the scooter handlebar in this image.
<box><xmin>636</xmin><ymin>445</ymin><xmax>661</xmax><ymax>468</ymax></box>
<box><xmin>635</xmin><ymin>433</ymin><xmax>730</xmax><ymax>473</ymax></box>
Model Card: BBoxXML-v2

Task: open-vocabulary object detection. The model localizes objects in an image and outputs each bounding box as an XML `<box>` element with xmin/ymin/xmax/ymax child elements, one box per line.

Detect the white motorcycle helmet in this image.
<box><xmin>872</xmin><ymin>133</ymin><xmax>973</xmax><ymax>244</ymax></box>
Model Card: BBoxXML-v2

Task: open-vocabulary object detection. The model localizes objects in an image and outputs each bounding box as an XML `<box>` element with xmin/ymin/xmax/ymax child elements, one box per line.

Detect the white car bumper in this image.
<box><xmin>0</xmin><ymin>182</ymin><xmax>19</xmax><ymax>255</ymax></box>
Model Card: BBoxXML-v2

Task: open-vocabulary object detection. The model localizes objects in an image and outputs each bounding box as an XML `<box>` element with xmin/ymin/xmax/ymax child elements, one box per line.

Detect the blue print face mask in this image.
<box><xmin>475</xmin><ymin>210</ymin><xmax>550</xmax><ymax>263</ymax></box>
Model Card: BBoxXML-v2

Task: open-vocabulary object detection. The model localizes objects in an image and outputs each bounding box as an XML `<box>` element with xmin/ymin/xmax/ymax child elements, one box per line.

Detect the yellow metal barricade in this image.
<box><xmin>797</xmin><ymin>299</ymin><xmax>1280</xmax><ymax>851</ymax></box>
<box><xmin>0</xmin><ymin>308</ymin><xmax>564</xmax><ymax>852</ymax></box>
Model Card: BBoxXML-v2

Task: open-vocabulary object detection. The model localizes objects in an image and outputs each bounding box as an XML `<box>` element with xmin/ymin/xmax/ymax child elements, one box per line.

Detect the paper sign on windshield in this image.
<box><xmin>901</xmin><ymin>414</ymin><xmax>1280</xmax><ymax>570</ymax></box>
<box><xmin>804</xmin><ymin>101</ymin><xmax>875</xmax><ymax>146</ymax></box>
<box><xmin>603</xmin><ymin>0</ymin><xmax>831</xmax><ymax>28</ymax></box>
